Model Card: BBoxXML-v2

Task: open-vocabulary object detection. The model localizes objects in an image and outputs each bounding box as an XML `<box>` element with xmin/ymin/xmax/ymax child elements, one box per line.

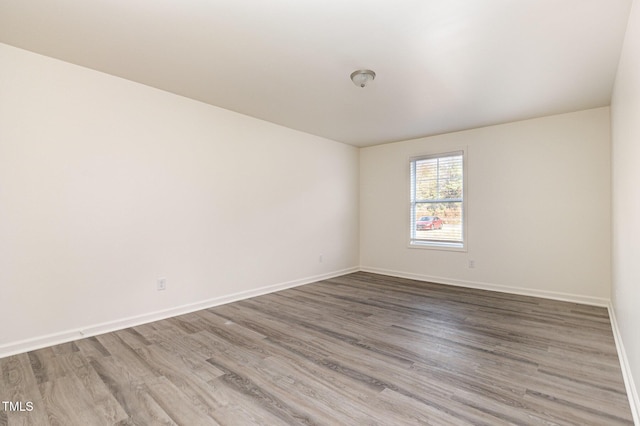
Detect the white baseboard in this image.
<box><xmin>608</xmin><ymin>303</ymin><xmax>640</xmax><ymax>425</ymax></box>
<box><xmin>0</xmin><ymin>267</ymin><xmax>358</xmax><ymax>359</ymax></box>
<box><xmin>359</xmin><ymin>266</ymin><xmax>610</xmax><ymax>307</ymax></box>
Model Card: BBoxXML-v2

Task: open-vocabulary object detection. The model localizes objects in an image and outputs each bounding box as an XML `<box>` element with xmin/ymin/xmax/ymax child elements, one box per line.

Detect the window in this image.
<box><xmin>410</xmin><ymin>151</ymin><xmax>465</xmax><ymax>249</ymax></box>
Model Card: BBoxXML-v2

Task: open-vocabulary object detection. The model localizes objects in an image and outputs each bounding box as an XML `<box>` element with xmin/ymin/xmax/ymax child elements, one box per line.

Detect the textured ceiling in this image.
<box><xmin>0</xmin><ymin>0</ymin><xmax>632</xmax><ymax>146</ymax></box>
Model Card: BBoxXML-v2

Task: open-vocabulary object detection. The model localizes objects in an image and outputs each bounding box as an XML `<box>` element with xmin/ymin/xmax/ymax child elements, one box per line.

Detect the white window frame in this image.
<box><xmin>408</xmin><ymin>149</ymin><xmax>467</xmax><ymax>251</ymax></box>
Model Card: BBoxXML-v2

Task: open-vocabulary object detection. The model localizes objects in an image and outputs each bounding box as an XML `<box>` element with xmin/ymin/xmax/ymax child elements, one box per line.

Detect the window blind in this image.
<box><xmin>410</xmin><ymin>151</ymin><xmax>464</xmax><ymax>247</ymax></box>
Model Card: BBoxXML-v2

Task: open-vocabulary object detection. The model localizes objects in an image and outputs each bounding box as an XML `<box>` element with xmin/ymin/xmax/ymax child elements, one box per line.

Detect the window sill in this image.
<box><xmin>408</xmin><ymin>241</ymin><xmax>467</xmax><ymax>252</ymax></box>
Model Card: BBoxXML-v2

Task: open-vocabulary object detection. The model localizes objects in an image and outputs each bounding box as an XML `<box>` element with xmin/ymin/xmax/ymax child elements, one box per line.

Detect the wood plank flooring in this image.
<box><xmin>0</xmin><ymin>272</ymin><xmax>634</xmax><ymax>425</ymax></box>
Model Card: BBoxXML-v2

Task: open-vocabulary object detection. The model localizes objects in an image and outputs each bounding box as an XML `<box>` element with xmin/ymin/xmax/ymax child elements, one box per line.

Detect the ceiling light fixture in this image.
<box><xmin>350</xmin><ymin>69</ymin><xmax>376</xmax><ymax>88</ymax></box>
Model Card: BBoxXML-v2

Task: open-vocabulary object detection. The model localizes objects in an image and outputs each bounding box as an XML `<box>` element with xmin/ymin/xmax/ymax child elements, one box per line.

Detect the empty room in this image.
<box><xmin>1</xmin><ymin>0</ymin><xmax>639</xmax><ymax>424</ymax></box>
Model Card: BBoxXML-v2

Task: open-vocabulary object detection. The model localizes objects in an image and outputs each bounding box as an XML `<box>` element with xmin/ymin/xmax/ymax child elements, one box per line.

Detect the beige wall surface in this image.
<box><xmin>0</xmin><ymin>43</ymin><xmax>359</xmax><ymax>352</ymax></box>
<box><xmin>611</xmin><ymin>0</ymin><xmax>640</xmax><ymax>418</ymax></box>
<box><xmin>360</xmin><ymin>107</ymin><xmax>612</xmax><ymax>303</ymax></box>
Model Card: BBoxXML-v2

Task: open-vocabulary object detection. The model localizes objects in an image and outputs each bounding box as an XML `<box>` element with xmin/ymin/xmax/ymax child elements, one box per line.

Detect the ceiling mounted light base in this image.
<box><xmin>350</xmin><ymin>69</ymin><xmax>376</xmax><ymax>88</ymax></box>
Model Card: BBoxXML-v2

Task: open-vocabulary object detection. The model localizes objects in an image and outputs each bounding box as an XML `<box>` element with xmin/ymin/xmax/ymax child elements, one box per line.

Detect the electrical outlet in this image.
<box><xmin>468</xmin><ymin>260</ymin><xmax>475</xmax><ymax>269</ymax></box>
<box><xmin>157</xmin><ymin>278</ymin><xmax>167</xmax><ymax>291</ymax></box>
<box><xmin>319</xmin><ymin>254</ymin><xmax>323</xmax><ymax>263</ymax></box>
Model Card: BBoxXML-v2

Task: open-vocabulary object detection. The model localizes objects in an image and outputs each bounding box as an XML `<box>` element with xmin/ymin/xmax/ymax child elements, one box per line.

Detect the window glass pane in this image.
<box><xmin>414</xmin><ymin>156</ymin><xmax>462</xmax><ymax>201</ymax></box>
<box><xmin>413</xmin><ymin>201</ymin><xmax>462</xmax><ymax>242</ymax></box>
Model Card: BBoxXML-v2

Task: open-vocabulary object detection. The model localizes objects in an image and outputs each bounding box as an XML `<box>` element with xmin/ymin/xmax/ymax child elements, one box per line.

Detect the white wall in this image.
<box><xmin>611</xmin><ymin>0</ymin><xmax>640</xmax><ymax>418</ymax></box>
<box><xmin>0</xmin><ymin>43</ymin><xmax>359</xmax><ymax>354</ymax></box>
<box><xmin>360</xmin><ymin>108</ymin><xmax>612</xmax><ymax>303</ymax></box>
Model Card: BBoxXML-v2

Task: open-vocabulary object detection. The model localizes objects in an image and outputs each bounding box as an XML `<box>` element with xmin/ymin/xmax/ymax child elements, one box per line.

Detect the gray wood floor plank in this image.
<box><xmin>89</xmin><ymin>357</ymin><xmax>176</xmax><ymax>426</ymax></box>
<box><xmin>142</xmin><ymin>376</ymin><xmax>220</xmax><ymax>425</ymax></box>
<box><xmin>39</xmin><ymin>373</ymin><xmax>125</xmax><ymax>426</ymax></box>
<box><xmin>0</xmin><ymin>354</ymin><xmax>50</xmax><ymax>426</ymax></box>
<box><xmin>0</xmin><ymin>272</ymin><xmax>633</xmax><ymax>425</ymax></box>
<box><xmin>74</xmin><ymin>337</ymin><xmax>111</xmax><ymax>360</ymax></box>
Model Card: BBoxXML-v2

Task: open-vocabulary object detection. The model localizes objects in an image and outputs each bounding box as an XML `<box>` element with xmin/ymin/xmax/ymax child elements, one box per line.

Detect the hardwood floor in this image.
<box><xmin>0</xmin><ymin>272</ymin><xmax>633</xmax><ymax>425</ymax></box>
